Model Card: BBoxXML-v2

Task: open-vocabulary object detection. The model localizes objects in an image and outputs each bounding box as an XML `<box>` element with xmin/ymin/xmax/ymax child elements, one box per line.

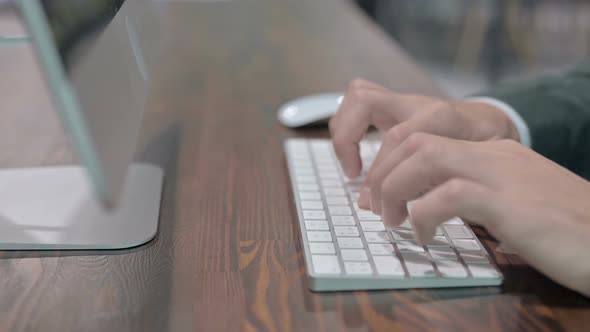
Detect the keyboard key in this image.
<box><xmin>444</xmin><ymin>226</ymin><xmax>473</xmax><ymax>239</ymax></box>
<box><xmin>319</xmin><ymin>172</ymin><xmax>340</xmax><ymax>180</ymax></box>
<box><xmin>364</xmin><ymin>231</ymin><xmax>390</xmax><ymax>243</ymax></box>
<box><xmin>326</xmin><ymin>197</ymin><xmax>349</xmax><ymax>205</ymax></box>
<box><xmin>427</xmin><ymin>236</ymin><xmax>450</xmax><ymax>247</ymax></box>
<box><xmin>346</xmin><ymin>183</ymin><xmax>362</xmax><ymax>191</ymax></box>
<box><xmin>373</xmin><ymin>256</ymin><xmax>405</xmax><ymax>277</ymax></box>
<box><xmin>428</xmin><ymin>247</ymin><xmax>458</xmax><ymax>260</ymax></box>
<box><xmin>317</xmin><ymin>166</ymin><xmax>338</xmax><ymax>173</ymax></box>
<box><xmin>397</xmin><ymin>241</ymin><xmax>425</xmax><ymax>253</ymax></box>
<box><xmin>309</xmin><ymin>242</ymin><xmax>336</xmax><ymax>254</ymax></box>
<box><xmin>295</xmin><ymin>168</ymin><xmax>315</xmax><ymax>176</ymax></box>
<box><xmin>460</xmin><ymin>251</ymin><xmax>489</xmax><ymax>263</ymax></box>
<box><xmin>305</xmin><ymin>220</ymin><xmax>329</xmax><ymax>231</ymax></box>
<box><xmin>311</xmin><ymin>141</ymin><xmax>331</xmax><ymax>150</ymax></box>
<box><xmin>315</xmin><ymin>159</ymin><xmax>334</xmax><ymax>166</ymax></box>
<box><xmin>299</xmin><ymin>192</ymin><xmax>321</xmax><ymax>200</ymax></box>
<box><xmin>329</xmin><ymin>206</ymin><xmax>352</xmax><ymax>216</ymax></box>
<box><xmin>443</xmin><ymin>217</ymin><xmax>464</xmax><ymax>225</ymax></box>
<box><xmin>307</xmin><ymin>231</ymin><xmax>333</xmax><ymax>242</ymax></box>
<box><xmin>331</xmin><ymin>215</ymin><xmax>356</xmax><ymax>226</ymax></box>
<box><xmin>314</xmin><ymin>158</ymin><xmax>334</xmax><ymax>165</ymax></box>
<box><xmin>398</xmin><ymin>219</ymin><xmax>413</xmax><ymax>229</ymax></box>
<box><xmin>296</xmin><ymin>175</ymin><xmax>317</xmax><ymax>184</ymax></box>
<box><xmin>468</xmin><ymin>263</ymin><xmax>501</xmax><ymax>278</ymax></box>
<box><xmin>301</xmin><ymin>201</ymin><xmax>324</xmax><ymax>210</ymax></box>
<box><xmin>334</xmin><ymin>226</ymin><xmax>360</xmax><ymax>237</ymax></box>
<box><xmin>360</xmin><ymin>222</ymin><xmax>386</xmax><ymax>232</ymax></box>
<box><xmin>293</xmin><ymin>161</ymin><xmax>313</xmax><ymax>169</ymax></box>
<box><xmin>357</xmin><ymin>211</ymin><xmax>382</xmax><ymax>221</ymax></box>
<box><xmin>352</xmin><ymin>202</ymin><xmax>363</xmax><ymax>211</ymax></box>
<box><xmin>341</xmin><ymin>249</ymin><xmax>368</xmax><ymax>261</ymax></box>
<box><xmin>436</xmin><ymin>260</ymin><xmax>468</xmax><ymax>278</ymax></box>
<box><xmin>289</xmin><ymin>150</ymin><xmax>311</xmax><ymax>161</ymax></box>
<box><xmin>391</xmin><ymin>229</ymin><xmax>415</xmax><ymax>241</ymax></box>
<box><xmin>403</xmin><ymin>253</ymin><xmax>436</xmax><ymax>278</ymax></box>
<box><xmin>298</xmin><ymin>183</ymin><xmax>319</xmax><ymax>191</ymax></box>
<box><xmin>368</xmin><ymin>243</ymin><xmax>396</xmax><ymax>255</ymax></box>
<box><xmin>288</xmin><ymin>143</ymin><xmax>308</xmax><ymax>151</ymax></box>
<box><xmin>398</xmin><ymin>223</ymin><xmax>444</xmax><ymax>240</ymax></box>
<box><xmin>348</xmin><ymin>188</ymin><xmax>360</xmax><ymax>195</ymax></box>
<box><xmin>324</xmin><ymin>188</ymin><xmax>346</xmax><ymax>196</ymax></box>
<box><xmin>452</xmin><ymin>239</ymin><xmax>481</xmax><ymax>251</ymax></box>
<box><xmin>344</xmin><ymin>262</ymin><xmax>373</xmax><ymax>275</ymax></box>
<box><xmin>303</xmin><ymin>210</ymin><xmax>326</xmax><ymax>220</ymax></box>
<box><xmin>312</xmin><ymin>255</ymin><xmax>341</xmax><ymax>275</ymax></box>
<box><xmin>337</xmin><ymin>237</ymin><xmax>364</xmax><ymax>249</ymax></box>
<box><xmin>321</xmin><ymin>179</ymin><xmax>343</xmax><ymax>188</ymax></box>
<box><xmin>290</xmin><ymin>154</ymin><xmax>310</xmax><ymax>161</ymax></box>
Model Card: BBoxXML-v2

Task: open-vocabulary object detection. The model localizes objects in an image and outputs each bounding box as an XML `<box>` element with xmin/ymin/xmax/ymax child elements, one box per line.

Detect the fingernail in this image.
<box><xmin>358</xmin><ymin>186</ymin><xmax>370</xmax><ymax>209</ymax></box>
<box><xmin>369</xmin><ymin>194</ymin><xmax>380</xmax><ymax>215</ymax></box>
<box><xmin>382</xmin><ymin>206</ymin><xmax>391</xmax><ymax>227</ymax></box>
<box><xmin>344</xmin><ymin>166</ymin><xmax>355</xmax><ymax>179</ymax></box>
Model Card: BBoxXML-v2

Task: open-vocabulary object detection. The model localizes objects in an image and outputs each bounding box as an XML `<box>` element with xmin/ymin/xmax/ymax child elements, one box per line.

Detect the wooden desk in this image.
<box><xmin>1</xmin><ymin>1</ymin><xmax>589</xmax><ymax>331</ymax></box>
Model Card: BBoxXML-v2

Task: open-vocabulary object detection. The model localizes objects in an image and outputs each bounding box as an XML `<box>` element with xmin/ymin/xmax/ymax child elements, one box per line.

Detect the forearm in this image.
<box><xmin>477</xmin><ymin>62</ymin><xmax>590</xmax><ymax>179</ymax></box>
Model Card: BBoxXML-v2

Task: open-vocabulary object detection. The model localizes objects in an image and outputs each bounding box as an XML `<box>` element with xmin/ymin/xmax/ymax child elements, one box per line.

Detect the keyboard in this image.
<box><xmin>285</xmin><ymin>139</ymin><xmax>503</xmax><ymax>291</ymax></box>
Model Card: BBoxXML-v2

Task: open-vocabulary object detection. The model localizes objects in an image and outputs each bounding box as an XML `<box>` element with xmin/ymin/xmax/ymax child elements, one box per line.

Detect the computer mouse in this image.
<box><xmin>277</xmin><ymin>93</ymin><xmax>343</xmax><ymax>128</ymax></box>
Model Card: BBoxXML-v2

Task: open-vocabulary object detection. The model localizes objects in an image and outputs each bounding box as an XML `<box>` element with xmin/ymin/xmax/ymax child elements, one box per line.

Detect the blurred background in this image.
<box><xmin>355</xmin><ymin>0</ymin><xmax>590</xmax><ymax>97</ymax></box>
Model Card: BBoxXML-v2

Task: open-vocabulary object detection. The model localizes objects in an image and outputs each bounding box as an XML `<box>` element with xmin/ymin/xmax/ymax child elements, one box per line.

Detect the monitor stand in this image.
<box><xmin>0</xmin><ymin>163</ymin><xmax>163</xmax><ymax>250</ymax></box>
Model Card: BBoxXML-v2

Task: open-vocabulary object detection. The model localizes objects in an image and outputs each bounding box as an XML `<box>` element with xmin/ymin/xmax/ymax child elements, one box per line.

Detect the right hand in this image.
<box><xmin>329</xmin><ymin>79</ymin><xmax>520</xmax><ymax>210</ymax></box>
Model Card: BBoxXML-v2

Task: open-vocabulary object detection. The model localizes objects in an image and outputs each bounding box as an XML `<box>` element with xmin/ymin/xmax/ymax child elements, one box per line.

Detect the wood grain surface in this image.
<box><xmin>1</xmin><ymin>1</ymin><xmax>589</xmax><ymax>331</ymax></box>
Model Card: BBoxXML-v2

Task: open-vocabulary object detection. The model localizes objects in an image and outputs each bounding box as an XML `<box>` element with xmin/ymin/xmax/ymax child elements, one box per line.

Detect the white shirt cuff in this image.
<box><xmin>467</xmin><ymin>97</ymin><xmax>532</xmax><ymax>147</ymax></box>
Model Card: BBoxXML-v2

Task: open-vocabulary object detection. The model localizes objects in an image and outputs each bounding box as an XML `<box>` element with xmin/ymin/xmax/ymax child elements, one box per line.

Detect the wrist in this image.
<box><xmin>454</xmin><ymin>100</ymin><xmax>520</xmax><ymax>142</ymax></box>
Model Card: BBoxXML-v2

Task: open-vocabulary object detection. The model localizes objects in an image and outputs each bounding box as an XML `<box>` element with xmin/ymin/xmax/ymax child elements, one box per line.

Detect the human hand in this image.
<box><xmin>368</xmin><ymin>133</ymin><xmax>590</xmax><ymax>296</ymax></box>
<box><xmin>329</xmin><ymin>79</ymin><xmax>519</xmax><ymax>209</ymax></box>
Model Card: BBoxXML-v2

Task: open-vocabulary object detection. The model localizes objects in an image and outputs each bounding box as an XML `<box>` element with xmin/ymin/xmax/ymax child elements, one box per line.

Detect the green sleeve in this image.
<box><xmin>479</xmin><ymin>62</ymin><xmax>590</xmax><ymax>179</ymax></box>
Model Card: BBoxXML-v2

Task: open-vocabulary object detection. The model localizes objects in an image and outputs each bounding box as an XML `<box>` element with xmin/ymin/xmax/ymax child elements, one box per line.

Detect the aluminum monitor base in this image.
<box><xmin>0</xmin><ymin>163</ymin><xmax>163</xmax><ymax>250</ymax></box>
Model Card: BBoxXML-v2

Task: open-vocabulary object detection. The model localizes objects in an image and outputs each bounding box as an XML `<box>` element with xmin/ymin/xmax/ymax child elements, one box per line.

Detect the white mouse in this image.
<box><xmin>277</xmin><ymin>93</ymin><xmax>343</xmax><ymax>128</ymax></box>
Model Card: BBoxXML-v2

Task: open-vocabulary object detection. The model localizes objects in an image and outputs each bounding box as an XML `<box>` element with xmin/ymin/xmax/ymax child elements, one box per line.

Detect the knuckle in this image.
<box><xmin>420</xmin><ymin>140</ymin><xmax>442</xmax><ymax>162</ymax></box>
<box><xmin>331</xmin><ymin>132</ymin><xmax>347</xmax><ymax>147</ymax></box>
<box><xmin>367</xmin><ymin>167</ymin><xmax>381</xmax><ymax>190</ymax></box>
<box><xmin>495</xmin><ymin>139</ymin><xmax>528</xmax><ymax>156</ymax></box>
<box><xmin>443</xmin><ymin>179</ymin><xmax>467</xmax><ymax>201</ymax></box>
<box><xmin>498</xmin><ymin>138</ymin><xmax>520</xmax><ymax>149</ymax></box>
<box><xmin>380</xmin><ymin>180</ymin><xmax>395</xmax><ymax>201</ymax></box>
<box><xmin>349</xmin><ymin>87</ymin><xmax>371</xmax><ymax>105</ymax></box>
<box><xmin>348</xmin><ymin>78</ymin><xmax>370</xmax><ymax>92</ymax></box>
<box><xmin>384</xmin><ymin>126</ymin><xmax>407</xmax><ymax>146</ymax></box>
<box><xmin>406</xmin><ymin>132</ymin><xmax>430</xmax><ymax>150</ymax></box>
<box><xmin>328</xmin><ymin>117</ymin><xmax>338</xmax><ymax>135</ymax></box>
<box><xmin>430</xmin><ymin>100</ymin><xmax>453</xmax><ymax>113</ymax></box>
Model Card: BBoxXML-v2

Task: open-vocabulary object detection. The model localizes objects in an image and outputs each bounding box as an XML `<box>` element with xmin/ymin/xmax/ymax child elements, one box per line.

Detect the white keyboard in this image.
<box><xmin>285</xmin><ymin>139</ymin><xmax>503</xmax><ymax>291</ymax></box>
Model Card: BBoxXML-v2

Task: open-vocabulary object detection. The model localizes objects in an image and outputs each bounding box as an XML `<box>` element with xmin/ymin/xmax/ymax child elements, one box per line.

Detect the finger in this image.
<box><xmin>368</xmin><ymin>131</ymin><xmax>445</xmax><ymax>215</ymax></box>
<box><xmin>408</xmin><ymin>179</ymin><xmax>495</xmax><ymax>245</ymax></box>
<box><xmin>361</xmin><ymin>114</ymin><xmax>432</xmax><ymax>208</ymax></box>
<box><xmin>358</xmin><ymin>186</ymin><xmax>371</xmax><ymax>209</ymax></box>
<box><xmin>376</xmin><ymin>135</ymin><xmax>477</xmax><ymax>226</ymax></box>
<box><xmin>348</xmin><ymin>79</ymin><xmax>389</xmax><ymax>92</ymax></box>
<box><xmin>330</xmin><ymin>88</ymin><xmax>392</xmax><ymax>178</ymax></box>
<box><xmin>361</xmin><ymin>106</ymin><xmax>464</xmax><ymax>207</ymax></box>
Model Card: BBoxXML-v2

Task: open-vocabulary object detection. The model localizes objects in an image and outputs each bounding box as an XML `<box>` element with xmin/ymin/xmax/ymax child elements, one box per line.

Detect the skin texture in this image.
<box><xmin>329</xmin><ymin>79</ymin><xmax>590</xmax><ymax>297</ymax></box>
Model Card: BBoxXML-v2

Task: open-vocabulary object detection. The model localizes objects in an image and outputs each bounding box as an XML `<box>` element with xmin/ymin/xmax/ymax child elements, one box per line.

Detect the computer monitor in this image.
<box><xmin>20</xmin><ymin>0</ymin><xmax>153</xmax><ymax>206</ymax></box>
<box><xmin>0</xmin><ymin>0</ymin><xmax>164</xmax><ymax>249</ymax></box>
